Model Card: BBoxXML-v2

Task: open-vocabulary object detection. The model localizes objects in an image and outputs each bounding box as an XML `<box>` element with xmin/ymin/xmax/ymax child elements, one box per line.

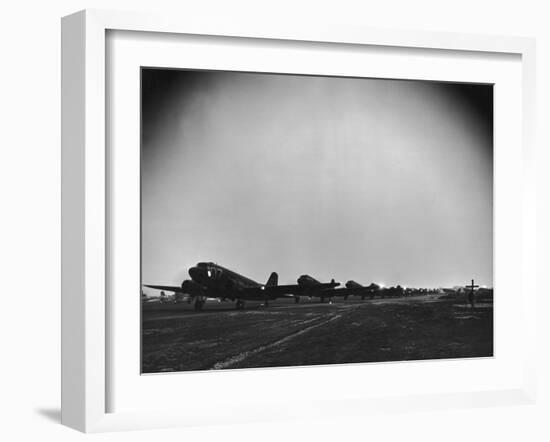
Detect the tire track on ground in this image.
<box><xmin>210</xmin><ymin>314</ymin><xmax>343</xmax><ymax>370</ymax></box>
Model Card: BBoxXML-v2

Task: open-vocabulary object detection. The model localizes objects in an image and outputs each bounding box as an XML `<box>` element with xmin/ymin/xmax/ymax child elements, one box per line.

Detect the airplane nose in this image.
<box><xmin>188</xmin><ymin>267</ymin><xmax>201</xmax><ymax>280</ymax></box>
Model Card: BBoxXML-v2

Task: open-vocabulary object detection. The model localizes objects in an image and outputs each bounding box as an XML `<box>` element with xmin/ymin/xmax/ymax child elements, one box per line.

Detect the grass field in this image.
<box><xmin>141</xmin><ymin>295</ymin><xmax>493</xmax><ymax>373</ymax></box>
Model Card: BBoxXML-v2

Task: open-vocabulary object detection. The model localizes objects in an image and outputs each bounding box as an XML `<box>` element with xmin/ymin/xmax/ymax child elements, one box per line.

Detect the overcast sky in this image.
<box><xmin>141</xmin><ymin>69</ymin><xmax>493</xmax><ymax>290</ymax></box>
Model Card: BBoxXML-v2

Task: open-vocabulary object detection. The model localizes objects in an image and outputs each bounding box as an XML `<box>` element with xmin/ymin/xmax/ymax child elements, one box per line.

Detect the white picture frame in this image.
<box><xmin>61</xmin><ymin>9</ymin><xmax>537</xmax><ymax>433</ymax></box>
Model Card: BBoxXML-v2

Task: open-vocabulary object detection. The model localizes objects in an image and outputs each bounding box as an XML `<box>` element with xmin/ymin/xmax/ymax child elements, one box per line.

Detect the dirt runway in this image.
<box><xmin>141</xmin><ymin>295</ymin><xmax>493</xmax><ymax>373</ymax></box>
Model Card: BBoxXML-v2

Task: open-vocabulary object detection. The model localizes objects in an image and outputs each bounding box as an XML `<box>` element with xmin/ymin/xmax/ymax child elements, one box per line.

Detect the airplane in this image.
<box><xmin>144</xmin><ymin>262</ymin><xmax>298</xmax><ymax>311</ymax></box>
<box><xmin>336</xmin><ymin>281</ymin><xmax>381</xmax><ymax>300</ymax></box>
<box><xmin>286</xmin><ymin>274</ymin><xmax>341</xmax><ymax>303</ymax></box>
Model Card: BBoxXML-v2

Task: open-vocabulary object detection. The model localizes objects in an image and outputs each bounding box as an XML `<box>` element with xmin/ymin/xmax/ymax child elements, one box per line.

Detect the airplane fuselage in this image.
<box><xmin>188</xmin><ymin>262</ymin><xmax>279</xmax><ymax>301</ymax></box>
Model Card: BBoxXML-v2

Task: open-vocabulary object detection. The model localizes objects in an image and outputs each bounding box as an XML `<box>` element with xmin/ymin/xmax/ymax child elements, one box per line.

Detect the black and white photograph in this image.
<box><xmin>5</xmin><ymin>0</ymin><xmax>549</xmax><ymax>438</ymax></box>
<box><xmin>140</xmin><ymin>68</ymin><xmax>494</xmax><ymax>374</ymax></box>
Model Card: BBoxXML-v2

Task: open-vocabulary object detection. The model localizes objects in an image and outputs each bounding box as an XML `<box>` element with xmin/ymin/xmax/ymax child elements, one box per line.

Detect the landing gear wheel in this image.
<box><xmin>294</xmin><ymin>297</ymin><xmax>300</xmax><ymax>304</ymax></box>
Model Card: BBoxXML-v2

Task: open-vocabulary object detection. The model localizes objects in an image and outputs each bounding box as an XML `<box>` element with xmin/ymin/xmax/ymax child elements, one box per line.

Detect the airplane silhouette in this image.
<box><xmin>287</xmin><ymin>274</ymin><xmax>341</xmax><ymax>303</ymax></box>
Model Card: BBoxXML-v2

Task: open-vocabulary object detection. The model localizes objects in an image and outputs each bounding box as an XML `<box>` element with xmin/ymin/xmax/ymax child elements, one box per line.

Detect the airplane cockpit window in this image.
<box><xmin>197</xmin><ymin>262</ymin><xmax>221</xmax><ymax>279</ymax></box>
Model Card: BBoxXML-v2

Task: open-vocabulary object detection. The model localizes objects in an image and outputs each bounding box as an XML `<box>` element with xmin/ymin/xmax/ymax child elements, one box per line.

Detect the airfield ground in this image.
<box><xmin>141</xmin><ymin>295</ymin><xmax>493</xmax><ymax>373</ymax></box>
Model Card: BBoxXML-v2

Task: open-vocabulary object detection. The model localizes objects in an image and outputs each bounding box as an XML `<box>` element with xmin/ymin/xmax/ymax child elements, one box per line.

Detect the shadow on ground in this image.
<box><xmin>35</xmin><ymin>408</ymin><xmax>61</xmax><ymax>423</ymax></box>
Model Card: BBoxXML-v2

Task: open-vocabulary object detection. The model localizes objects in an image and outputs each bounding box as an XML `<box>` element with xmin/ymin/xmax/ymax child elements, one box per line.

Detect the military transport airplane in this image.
<box><xmin>336</xmin><ymin>281</ymin><xmax>381</xmax><ymax>300</ymax></box>
<box><xmin>286</xmin><ymin>274</ymin><xmax>341</xmax><ymax>303</ymax></box>
<box><xmin>145</xmin><ymin>262</ymin><xmax>298</xmax><ymax>310</ymax></box>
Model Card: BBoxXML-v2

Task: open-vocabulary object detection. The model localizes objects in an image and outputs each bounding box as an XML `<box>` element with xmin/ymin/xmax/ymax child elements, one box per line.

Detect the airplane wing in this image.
<box><xmin>143</xmin><ymin>284</ymin><xmax>187</xmax><ymax>293</ymax></box>
<box><xmin>264</xmin><ymin>284</ymin><xmax>302</xmax><ymax>296</ymax></box>
<box><xmin>264</xmin><ymin>282</ymin><xmax>340</xmax><ymax>297</ymax></box>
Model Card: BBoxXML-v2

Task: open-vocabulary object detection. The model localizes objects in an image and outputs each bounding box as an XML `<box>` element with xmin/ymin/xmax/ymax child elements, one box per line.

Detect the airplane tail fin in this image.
<box><xmin>266</xmin><ymin>272</ymin><xmax>278</xmax><ymax>287</ymax></box>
